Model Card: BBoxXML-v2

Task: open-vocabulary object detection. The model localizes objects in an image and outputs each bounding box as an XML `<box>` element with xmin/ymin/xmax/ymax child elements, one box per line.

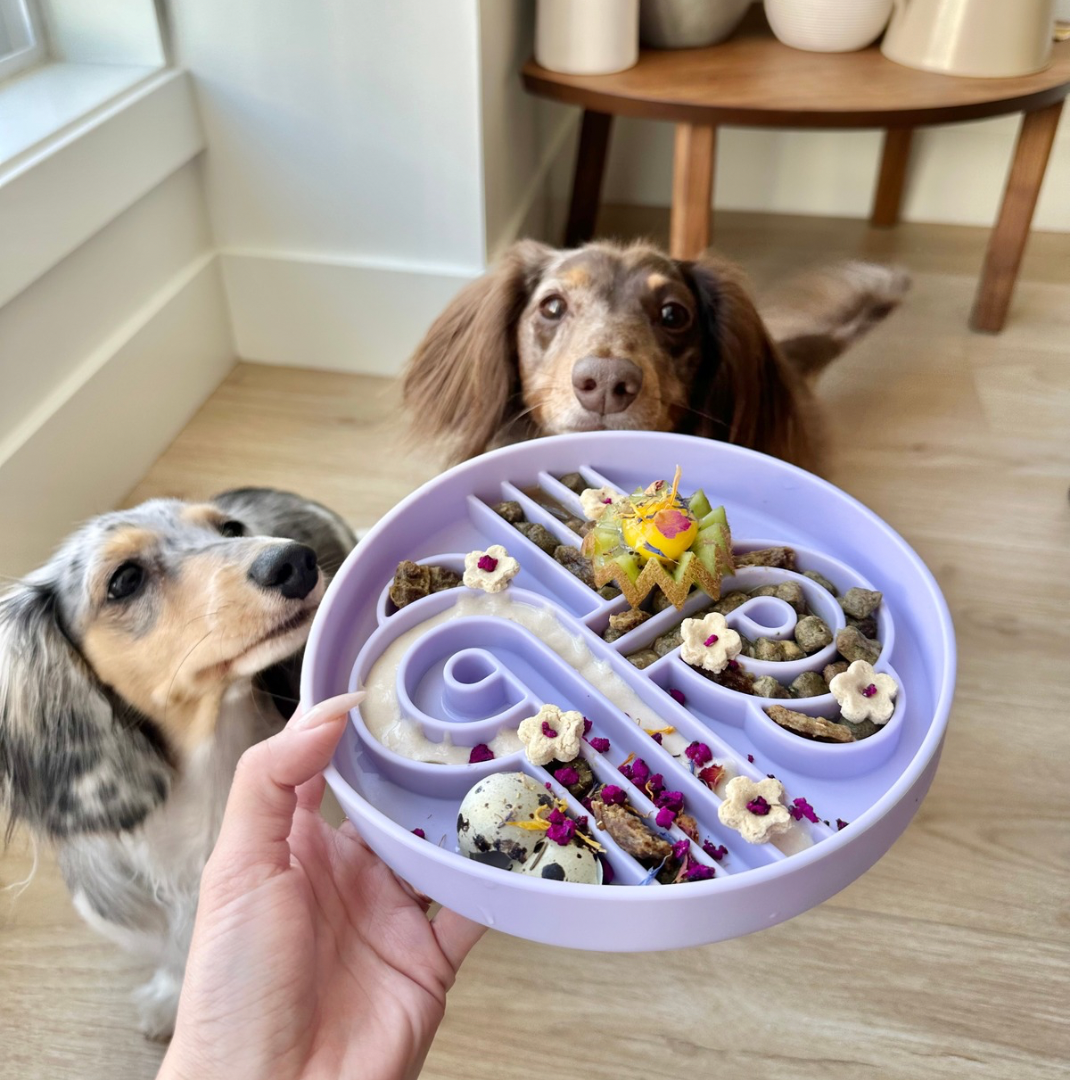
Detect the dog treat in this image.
<box><xmin>389</xmin><ymin>560</ymin><xmax>462</xmax><ymax>609</ymax></box>
<box><xmin>845</xmin><ymin>614</ymin><xmax>879</xmax><ymax>639</ymax></box>
<box><xmin>823</xmin><ymin>660</ymin><xmax>850</xmax><ymax>684</ymax></box>
<box><xmin>789</xmin><ymin>671</ymin><xmax>829</xmax><ymax>698</ymax></box>
<box><xmin>679</xmin><ymin>611</ymin><xmax>741</xmax><ymax>673</ymax></box>
<box><xmin>829</xmin><ymin>659</ymin><xmax>899</xmax><ymax>724</ymax></box>
<box><xmin>514</xmin><ymin>521</ymin><xmax>561</xmax><ymax>556</ymax></box>
<box><xmin>836</xmin><ymin>625</ymin><xmax>883</xmax><ymax>665</ymax></box>
<box><xmin>753</xmin><ymin>638</ymin><xmax>806</xmax><ymax>663</ymax></box>
<box><xmin>713</xmin><ymin>590</ymin><xmax>750</xmax><ymax>616</ymax></box>
<box><xmin>598</xmin><ymin>584</ymin><xmax>621</xmax><ymax>600</ymax></box>
<box><xmin>580</xmin><ymin>486</ymin><xmax>625</xmax><ymax>521</ymax></box>
<box><xmin>802</xmin><ymin>569</ymin><xmax>838</xmax><ymax>595</ymax></box>
<box><xmin>753</xmin><ymin>675</ymin><xmax>791</xmax><ymax>699</ymax></box>
<box><xmin>592</xmin><ymin>798</ymin><xmax>672</xmax><ymax>866</ymax></box>
<box><xmin>581</xmin><ymin>466</ymin><xmax>735</xmax><ymax>609</ymax></box>
<box><xmin>604</xmin><ymin>608</ymin><xmax>651</xmax><ymax>642</ymax></box>
<box><xmin>735</xmin><ymin>547</ymin><xmax>798</xmax><ymax>570</ymax></box>
<box><xmin>546</xmin><ymin>755</ymin><xmax>594</xmax><ymax>799</ymax></box>
<box><xmin>627</xmin><ymin>649</ymin><xmax>660</xmax><ymax>669</ymax></box>
<box><xmin>492</xmin><ymin>500</ymin><xmax>525</xmax><ymax>524</ymax></box>
<box><xmin>764</xmin><ymin>705</ymin><xmax>855</xmax><ymax>743</ymax></box>
<box><xmin>558</xmin><ymin>471</ymin><xmax>589</xmax><ymax>495</ymax></box>
<box><xmin>718</xmin><ymin>776</ymin><xmax>793</xmax><ymax>844</ymax></box>
<box><xmin>518</xmin><ymin>704</ymin><xmax>585</xmax><ymax>765</ymax></box>
<box><xmin>839</xmin><ymin>587</ymin><xmax>883</xmax><ymax>620</ymax></box>
<box><xmin>794</xmin><ymin>614</ymin><xmax>833</xmax><ymax>653</ymax></box>
<box><xmin>553</xmin><ymin>544</ymin><xmax>596</xmax><ymax>586</ymax></box>
<box><xmin>463</xmin><ymin>545</ymin><xmax>520</xmax><ymax>593</ymax></box>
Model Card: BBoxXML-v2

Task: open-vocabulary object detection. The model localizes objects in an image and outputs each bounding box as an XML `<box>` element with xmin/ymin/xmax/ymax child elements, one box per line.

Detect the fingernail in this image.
<box><xmin>291</xmin><ymin>690</ymin><xmax>365</xmax><ymax>730</ymax></box>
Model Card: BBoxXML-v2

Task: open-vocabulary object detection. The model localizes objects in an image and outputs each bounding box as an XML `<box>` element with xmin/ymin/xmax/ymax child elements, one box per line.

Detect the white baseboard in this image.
<box><xmin>0</xmin><ymin>255</ymin><xmax>235</xmax><ymax>577</ymax></box>
<box><xmin>220</xmin><ymin>250</ymin><xmax>476</xmax><ymax>377</ymax></box>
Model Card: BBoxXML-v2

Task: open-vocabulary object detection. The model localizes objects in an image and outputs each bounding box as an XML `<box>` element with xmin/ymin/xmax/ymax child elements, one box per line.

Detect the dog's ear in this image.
<box><xmin>403</xmin><ymin>239</ymin><xmax>555</xmax><ymax>461</ymax></box>
<box><xmin>0</xmin><ymin>579</ymin><xmax>172</xmax><ymax>840</ymax></box>
<box><xmin>679</xmin><ymin>254</ymin><xmax>821</xmax><ymax>472</ymax></box>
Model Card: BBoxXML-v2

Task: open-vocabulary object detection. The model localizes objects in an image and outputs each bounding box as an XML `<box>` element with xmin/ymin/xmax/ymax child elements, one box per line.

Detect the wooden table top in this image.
<box><xmin>522</xmin><ymin>9</ymin><xmax>1070</xmax><ymax>128</ymax></box>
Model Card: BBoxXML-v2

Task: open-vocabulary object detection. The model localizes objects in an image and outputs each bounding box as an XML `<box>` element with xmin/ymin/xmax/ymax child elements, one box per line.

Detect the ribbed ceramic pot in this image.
<box><xmin>765</xmin><ymin>0</ymin><xmax>893</xmax><ymax>52</ymax></box>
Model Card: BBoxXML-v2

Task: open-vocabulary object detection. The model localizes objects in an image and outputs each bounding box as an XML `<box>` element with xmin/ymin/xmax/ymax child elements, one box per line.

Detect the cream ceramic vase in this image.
<box><xmin>764</xmin><ymin>0</ymin><xmax>894</xmax><ymax>52</ymax></box>
<box><xmin>882</xmin><ymin>0</ymin><xmax>1055</xmax><ymax>78</ymax></box>
<box><xmin>536</xmin><ymin>0</ymin><xmax>640</xmax><ymax>75</ymax></box>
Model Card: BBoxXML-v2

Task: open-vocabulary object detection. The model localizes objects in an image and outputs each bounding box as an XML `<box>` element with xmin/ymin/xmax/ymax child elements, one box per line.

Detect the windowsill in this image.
<box><xmin>0</xmin><ymin>61</ymin><xmax>159</xmax><ymax>168</ymax></box>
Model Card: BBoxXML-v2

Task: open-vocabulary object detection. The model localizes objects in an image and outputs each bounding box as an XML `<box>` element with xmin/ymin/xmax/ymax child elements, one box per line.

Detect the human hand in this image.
<box><xmin>158</xmin><ymin>693</ymin><xmax>486</xmax><ymax>1080</ymax></box>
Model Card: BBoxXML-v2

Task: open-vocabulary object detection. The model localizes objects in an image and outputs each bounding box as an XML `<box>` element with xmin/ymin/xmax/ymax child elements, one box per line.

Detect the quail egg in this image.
<box><xmin>522</xmin><ymin>841</ymin><xmax>603</xmax><ymax>884</ymax></box>
<box><xmin>457</xmin><ymin>771</ymin><xmax>553</xmax><ymax>871</ymax></box>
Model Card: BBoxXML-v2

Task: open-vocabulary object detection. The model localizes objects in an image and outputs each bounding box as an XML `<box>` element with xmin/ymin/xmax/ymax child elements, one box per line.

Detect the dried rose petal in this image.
<box><xmin>672</xmin><ymin>839</ymin><xmax>690</xmax><ymax>861</ymax></box>
<box><xmin>476</xmin><ymin>554</ymin><xmax>498</xmax><ymax>572</ymax></box>
<box><xmin>656</xmin><ymin>790</ymin><xmax>684</xmax><ymax>813</ymax></box>
<box><xmin>589</xmin><ymin>736</ymin><xmax>611</xmax><ymax>753</ymax></box>
<box><xmin>685</xmin><ymin>862</ymin><xmax>715</xmax><ymax>881</ymax></box>
<box><xmin>703</xmin><ymin>634</ymin><xmax>719</xmax><ymax>647</ymax></box>
<box><xmin>861</xmin><ymin>683</ymin><xmax>878</xmax><ymax>698</ymax></box>
<box><xmin>746</xmin><ymin>796</ymin><xmax>771</xmax><ymax>816</ymax></box>
<box><xmin>790</xmin><ymin>797</ymin><xmax>819</xmax><ymax>823</ymax></box>
<box><xmin>468</xmin><ymin>743</ymin><xmax>494</xmax><ymax>763</ymax></box>
<box><xmin>582</xmin><ymin>718</ymin><xmax>593</xmax><ymax>736</ymax></box>
<box><xmin>701</xmin><ymin>839</ymin><xmax>727</xmax><ymax>861</ymax></box>
<box><xmin>669</xmin><ymin>688</ymin><xmax>687</xmax><ymax>706</ymax></box>
<box><xmin>686</xmin><ymin>741</ymin><xmax>712</xmax><ymax>767</ymax></box>
<box><xmin>697</xmin><ymin>764</ymin><xmax>724</xmax><ymax>791</ymax></box>
<box><xmin>411</xmin><ymin>828</ymin><xmax>426</xmax><ymax>839</ymax></box>
<box><xmin>654</xmin><ymin>508</ymin><xmax>693</xmax><ymax>539</ymax></box>
<box><xmin>836</xmin><ymin>818</ymin><xmax>849</xmax><ymax>830</ymax></box>
<box><xmin>647</xmin><ymin>773</ymin><xmax>665</xmax><ymax>795</ymax></box>
<box><xmin>602</xmin><ymin>497</ymin><xmax>612</xmax><ymax>505</ymax></box>
<box><xmin>656</xmin><ymin>807</ymin><xmax>676</xmax><ymax>829</ymax></box>
<box><xmin>631</xmin><ymin>758</ymin><xmax>650</xmax><ymax>782</ymax></box>
<box><xmin>541</xmin><ymin>720</ymin><xmax>558</xmax><ymax>738</ymax></box>
<box><xmin>553</xmin><ymin>767</ymin><xmax>579</xmax><ymax>787</ymax></box>
<box><xmin>600</xmin><ymin>784</ymin><xmax>626</xmax><ymax>805</ymax></box>
<box><xmin>547</xmin><ymin>819</ymin><xmax>576</xmax><ymax>845</ymax></box>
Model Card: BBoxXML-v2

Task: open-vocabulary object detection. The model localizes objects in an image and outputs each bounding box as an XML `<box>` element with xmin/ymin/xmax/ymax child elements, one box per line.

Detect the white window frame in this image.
<box><xmin>0</xmin><ymin>0</ymin><xmax>46</xmax><ymax>83</ymax></box>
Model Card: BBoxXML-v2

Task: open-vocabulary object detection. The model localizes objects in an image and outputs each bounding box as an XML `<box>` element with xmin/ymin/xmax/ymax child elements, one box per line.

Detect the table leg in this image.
<box><xmin>564</xmin><ymin>110</ymin><xmax>613</xmax><ymax>248</ymax></box>
<box><xmin>970</xmin><ymin>101</ymin><xmax>1064</xmax><ymax>333</ymax></box>
<box><xmin>670</xmin><ymin>122</ymin><xmax>716</xmax><ymax>259</ymax></box>
<box><xmin>871</xmin><ymin>128</ymin><xmax>913</xmax><ymax>227</ymax></box>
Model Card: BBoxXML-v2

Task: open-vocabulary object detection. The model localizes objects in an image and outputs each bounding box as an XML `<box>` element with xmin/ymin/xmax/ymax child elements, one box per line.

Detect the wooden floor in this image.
<box><xmin>0</xmin><ymin>208</ymin><xmax>1068</xmax><ymax>1079</ymax></box>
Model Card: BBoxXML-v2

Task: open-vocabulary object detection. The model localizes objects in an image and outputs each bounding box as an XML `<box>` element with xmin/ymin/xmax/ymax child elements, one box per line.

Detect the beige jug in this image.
<box><xmin>882</xmin><ymin>0</ymin><xmax>1055</xmax><ymax>78</ymax></box>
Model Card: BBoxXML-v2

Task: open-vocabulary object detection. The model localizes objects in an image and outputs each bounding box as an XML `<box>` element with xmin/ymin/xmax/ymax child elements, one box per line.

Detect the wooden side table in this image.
<box><xmin>522</xmin><ymin>13</ymin><xmax>1069</xmax><ymax>333</ymax></box>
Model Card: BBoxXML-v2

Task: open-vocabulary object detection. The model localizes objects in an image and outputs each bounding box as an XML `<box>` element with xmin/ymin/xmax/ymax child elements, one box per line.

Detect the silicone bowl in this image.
<box><xmin>302</xmin><ymin>432</ymin><xmax>955</xmax><ymax>951</ymax></box>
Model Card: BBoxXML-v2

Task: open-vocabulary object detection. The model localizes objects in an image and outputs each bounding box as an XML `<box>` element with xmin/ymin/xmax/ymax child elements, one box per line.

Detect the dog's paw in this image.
<box><xmin>133</xmin><ymin>967</ymin><xmax>181</xmax><ymax>1041</ymax></box>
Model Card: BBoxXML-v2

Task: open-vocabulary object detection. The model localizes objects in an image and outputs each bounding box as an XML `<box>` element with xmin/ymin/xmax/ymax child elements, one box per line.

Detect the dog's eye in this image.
<box><xmin>539</xmin><ymin>294</ymin><xmax>567</xmax><ymax>321</ymax></box>
<box><xmin>107</xmin><ymin>562</ymin><xmax>145</xmax><ymax>602</ymax></box>
<box><xmin>219</xmin><ymin>520</ymin><xmax>246</xmax><ymax>538</ymax></box>
<box><xmin>659</xmin><ymin>302</ymin><xmax>691</xmax><ymax>330</ymax></box>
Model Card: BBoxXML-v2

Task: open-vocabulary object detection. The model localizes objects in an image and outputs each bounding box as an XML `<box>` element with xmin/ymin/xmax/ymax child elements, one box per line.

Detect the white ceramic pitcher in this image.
<box><xmin>882</xmin><ymin>0</ymin><xmax>1055</xmax><ymax>78</ymax></box>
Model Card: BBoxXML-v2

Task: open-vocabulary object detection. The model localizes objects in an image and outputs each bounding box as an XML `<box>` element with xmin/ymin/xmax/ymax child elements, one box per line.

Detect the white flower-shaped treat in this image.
<box><xmin>463</xmin><ymin>545</ymin><xmax>520</xmax><ymax>593</ymax></box>
<box><xmin>517</xmin><ymin>704</ymin><xmax>585</xmax><ymax>765</ymax></box>
<box><xmin>829</xmin><ymin>659</ymin><xmax>899</xmax><ymax>724</ymax></box>
<box><xmin>717</xmin><ymin>775</ymin><xmax>793</xmax><ymax>844</ymax></box>
<box><xmin>679</xmin><ymin>612</ymin><xmax>742</xmax><ymax>673</ymax></box>
<box><xmin>580</xmin><ymin>486</ymin><xmax>627</xmax><ymax>520</ymax></box>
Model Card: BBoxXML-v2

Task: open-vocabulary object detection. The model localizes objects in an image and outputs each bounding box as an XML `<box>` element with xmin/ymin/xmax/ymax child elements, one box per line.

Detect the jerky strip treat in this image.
<box><xmin>734</xmin><ymin>546</ymin><xmax>798</xmax><ymax>570</ymax></box>
<box><xmin>592</xmin><ymin>799</ymin><xmax>672</xmax><ymax>867</ymax></box>
<box><xmin>764</xmin><ymin>704</ymin><xmax>855</xmax><ymax>743</ymax></box>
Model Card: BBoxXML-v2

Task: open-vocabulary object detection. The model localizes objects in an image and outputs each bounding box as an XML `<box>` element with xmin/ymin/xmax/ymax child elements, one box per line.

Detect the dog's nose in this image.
<box><xmin>572</xmin><ymin>356</ymin><xmax>642</xmax><ymax>415</ymax></box>
<box><xmin>248</xmin><ymin>542</ymin><xmax>319</xmax><ymax>600</ymax></box>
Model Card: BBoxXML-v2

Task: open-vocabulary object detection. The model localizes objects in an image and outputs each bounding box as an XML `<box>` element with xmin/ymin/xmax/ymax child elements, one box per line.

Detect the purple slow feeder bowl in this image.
<box><xmin>302</xmin><ymin>432</ymin><xmax>955</xmax><ymax>952</ymax></box>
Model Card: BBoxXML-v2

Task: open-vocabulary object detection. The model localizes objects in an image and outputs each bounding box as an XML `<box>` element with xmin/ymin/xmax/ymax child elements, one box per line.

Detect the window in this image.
<box><xmin>0</xmin><ymin>0</ymin><xmax>45</xmax><ymax>82</ymax></box>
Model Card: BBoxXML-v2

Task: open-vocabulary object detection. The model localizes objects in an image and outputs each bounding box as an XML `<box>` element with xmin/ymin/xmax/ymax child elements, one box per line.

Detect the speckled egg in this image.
<box><xmin>522</xmin><ymin>841</ymin><xmax>603</xmax><ymax>884</ymax></box>
<box><xmin>457</xmin><ymin>772</ymin><xmax>554</xmax><ymax>871</ymax></box>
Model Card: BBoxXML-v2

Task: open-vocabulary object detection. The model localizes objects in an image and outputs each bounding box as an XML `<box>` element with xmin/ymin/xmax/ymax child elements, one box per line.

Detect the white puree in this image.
<box><xmin>360</xmin><ymin>593</ymin><xmax>813</xmax><ymax>851</ymax></box>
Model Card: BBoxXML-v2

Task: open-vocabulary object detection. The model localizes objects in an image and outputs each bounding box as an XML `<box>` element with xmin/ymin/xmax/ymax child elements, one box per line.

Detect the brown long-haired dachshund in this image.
<box><xmin>404</xmin><ymin>240</ymin><xmax>908</xmax><ymax>473</ymax></box>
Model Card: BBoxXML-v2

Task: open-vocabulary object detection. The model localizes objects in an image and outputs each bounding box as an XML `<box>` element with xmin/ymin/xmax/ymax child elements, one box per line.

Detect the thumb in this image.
<box><xmin>210</xmin><ymin>691</ymin><xmax>364</xmax><ymax>879</ymax></box>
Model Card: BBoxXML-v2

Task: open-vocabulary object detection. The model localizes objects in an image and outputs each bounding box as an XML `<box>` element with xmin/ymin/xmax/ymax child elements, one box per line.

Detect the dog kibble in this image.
<box><xmin>604</xmin><ymin>608</ymin><xmax>651</xmax><ymax>642</ymax></box>
<box><xmin>598</xmin><ymin>584</ymin><xmax>621</xmax><ymax>601</ymax></box>
<box><xmin>750</xmin><ymin>584</ymin><xmax>778</xmax><ymax>599</ymax></box>
<box><xmin>836</xmin><ymin>625</ymin><xmax>882</xmax><ymax>665</ymax></box>
<box><xmin>627</xmin><ymin>649</ymin><xmax>660</xmax><ymax>669</ymax></box>
<box><xmin>714</xmin><ymin>591</ymin><xmax>750</xmax><ymax>615</ymax></box>
<box><xmin>773</xmin><ymin>581</ymin><xmax>808</xmax><ymax>615</ymax></box>
<box><xmin>389</xmin><ymin>561</ymin><xmax>431</xmax><ymax>608</ymax></box>
<box><xmin>653</xmin><ymin>627</ymin><xmax>683</xmax><ymax>657</ymax></box>
<box><xmin>842</xmin><ymin>718</ymin><xmax>880</xmax><ymax>740</ymax></box>
<box><xmin>794</xmin><ymin>614</ymin><xmax>833</xmax><ymax>653</ymax></box>
<box><xmin>823</xmin><ymin>660</ymin><xmax>850</xmax><ymax>684</ymax></box>
<box><xmin>701</xmin><ymin>663</ymin><xmax>757</xmax><ymax>695</ymax></box>
<box><xmin>734</xmin><ymin>547</ymin><xmax>798</xmax><ymax>570</ymax></box>
<box><xmin>429</xmin><ymin>566</ymin><xmax>463</xmax><ymax>593</ymax></box>
<box><xmin>646</xmin><ymin>589</ymin><xmax>675</xmax><ymax>614</ymax></box>
<box><xmin>492</xmin><ymin>500</ymin><xmax>525</xmax><ymax>524</ymax></box>
<box><xmin>558</xmin><ymin>472</ymin><xmax>589</xmax><ymax>496</ymax></box>
<box><xmin>789</xmin><ymin>671</ymin><xmax>829</xmax><ymax>698</ymax></box>
<box><xmin>554</xmin><ymin>544</ymin><xmax>595</xmax><ymax>586</ymax></box>
<box><xmin>802</xmin><ymin>569</ymin><xmax>838</xmax><ymax>595</ymax></box>
<box><xmin>764</xmin><ymin>705</ymin><xmax>855</xmax><ymax>743</ymax></box>
<box><xmin>738</xmin><ymin>632</ymin><xmax>756</xmax><ymax>658</ymax></box>
<box><xmin>839</xmin><ymin>587</ymin><xmax>883</xmax><ymax>620</ymax></box>
<box><xmin>754</xmin><ymin>638</ymin><xmax>807</xmax><ymax>662</ymax></box>
<box><xmin>514</xmin><ymin>521</ymin><xmax>561</xmax><ymax>556</ymax></box>
<box><xmin>753</xmin><ymin>675</ymin><xmax>791</xmax><ymax>699</ymax></box>
<box><xmin>845</xmin><ymin>614</ymin><xmax>879</xmax><ymax>639</ymax></box>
